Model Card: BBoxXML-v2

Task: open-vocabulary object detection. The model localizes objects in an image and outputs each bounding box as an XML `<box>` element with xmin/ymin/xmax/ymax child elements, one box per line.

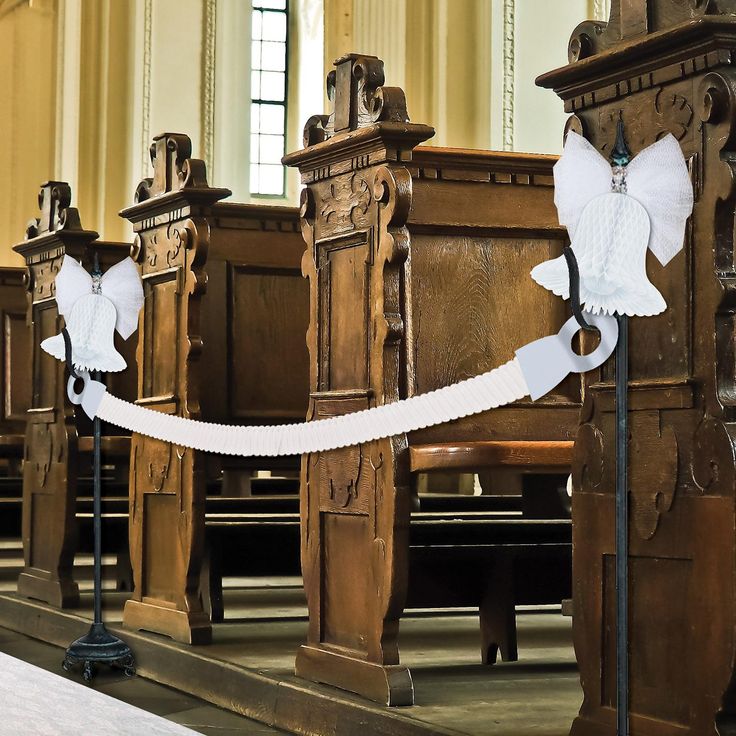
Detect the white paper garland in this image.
<box><xmin>68</xmin><ymin>313</ymin><xmax>619</xmax><ymax>457</ymax></box>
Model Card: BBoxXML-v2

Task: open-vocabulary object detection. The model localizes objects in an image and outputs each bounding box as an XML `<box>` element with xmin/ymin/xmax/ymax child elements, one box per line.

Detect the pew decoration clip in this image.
<box><xmin>531</xmin><ymin>127</ymin><xmax>693</xmax><ymax>316</ymax></box>
<box><xmin>41</xmin><ymin>255</ymin><xmax>143</xmax><ymax>372</ymax></box>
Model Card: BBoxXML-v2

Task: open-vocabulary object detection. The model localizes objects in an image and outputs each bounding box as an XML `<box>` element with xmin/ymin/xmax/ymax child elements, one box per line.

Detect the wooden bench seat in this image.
<box><xmin>77</xmin><ymin>436</ymin><xmax>131</xmax><ymax>457</ymax></box>
<box><xmin>409</xmin><ymin>441</ymin><xmax>574</xmax><ymax>473</ymax></box>
<box><xmin>416</xmin><ymin>493</ymin><xmax>521</xmax><ymax>513</ymax></box>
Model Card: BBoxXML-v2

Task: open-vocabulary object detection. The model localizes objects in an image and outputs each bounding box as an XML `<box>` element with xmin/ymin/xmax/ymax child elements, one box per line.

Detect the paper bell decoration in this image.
<box><xmin>530</xmin><ymin>131</ymin><xmax>694</xmax><ymax>317</ymax></box>
<box><xmin>41</xmin><ymin>256</ymin><xmax>144</xmax><ymax>372</ymax></box>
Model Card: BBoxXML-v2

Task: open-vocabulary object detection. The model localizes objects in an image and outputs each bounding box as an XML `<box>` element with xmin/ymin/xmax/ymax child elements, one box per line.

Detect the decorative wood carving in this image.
<box><xmin>540</xmin><ymin>3</ymin><xmax>736</xmax><ymax>733</ymax></box>
<box><xmin>303</xmin><ymin>53</ymin><xmax>410</xmax><ymax>147</ymax></box>
<box><xmin>567</xmin><ymin>0</ymin><xmax>736</xmax><ymax>63</ymax></box>
<box><xmin>135</xmin><ymin>133</ymin><xmax>211</xmax><ymax>203</ymax></box>
<box><xmin>599</xmin><ymin>88</ymin><xmax>694</xmax><ymax>153</ymax></box>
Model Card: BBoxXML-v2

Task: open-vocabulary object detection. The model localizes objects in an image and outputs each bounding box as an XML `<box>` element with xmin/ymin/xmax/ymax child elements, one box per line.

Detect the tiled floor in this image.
<box><xmin>0</xmin><ymin>626</ymin><xmax>285</xmax><ymax>735</ymax></box>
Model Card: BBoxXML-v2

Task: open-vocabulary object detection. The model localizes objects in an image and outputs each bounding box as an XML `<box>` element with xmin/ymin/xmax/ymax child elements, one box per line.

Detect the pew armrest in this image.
<box><xmin>409</xmin><ymin>441</ymin><xmax>574</xmax><ymax>473</ymax></box>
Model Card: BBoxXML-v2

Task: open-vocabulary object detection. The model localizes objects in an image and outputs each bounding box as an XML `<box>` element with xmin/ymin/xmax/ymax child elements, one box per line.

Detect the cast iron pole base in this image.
<box><xmin>63</xmin><ymin>622</ymin><xmax>136</xmax><ymax>682</ymax></box>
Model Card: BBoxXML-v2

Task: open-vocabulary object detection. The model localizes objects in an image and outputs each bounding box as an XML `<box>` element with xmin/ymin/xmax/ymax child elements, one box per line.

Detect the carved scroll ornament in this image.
<box><xmin>303</xmin><ymin>54</ymin><xmax>410</xmax><ymax>148</ymax></box>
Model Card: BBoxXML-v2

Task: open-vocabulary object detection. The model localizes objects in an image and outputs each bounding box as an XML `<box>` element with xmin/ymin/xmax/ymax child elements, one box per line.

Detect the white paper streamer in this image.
<box><xmin>67</xmin><ymin>313</ymin><xmax>619</xmax><ymax>457</ymax></box>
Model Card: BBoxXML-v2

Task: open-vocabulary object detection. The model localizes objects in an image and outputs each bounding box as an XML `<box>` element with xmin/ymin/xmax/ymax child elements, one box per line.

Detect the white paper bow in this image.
<box><xmin>41</xmin><ymin>256</ymin><xmax>144</xmax><ymax>372</ymax></box>
<box><xmin>531</xmin><ymin>131</ymin><xmax>694</xmax><ymax>317</ymax></box>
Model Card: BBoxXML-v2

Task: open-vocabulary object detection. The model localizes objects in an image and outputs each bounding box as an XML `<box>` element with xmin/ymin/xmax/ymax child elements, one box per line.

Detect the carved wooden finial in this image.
<box><xmin>566</xmin><ymin>0</ymin><xmax>736</xmax><ymax>63</ymax></box>
<box><xmin>25</xmin><ymin>181</ymin><xmax>83</xmax><ymax>240</ymax></box>
<box><xmin>135</xmin><ymin>132</ymin><xmax>211</xmax><ymax>203</ymax></box>
<box><xmin>302</xmin><ymin>53</ymin><xmax>410</xmax><ymax>148</ymax></box>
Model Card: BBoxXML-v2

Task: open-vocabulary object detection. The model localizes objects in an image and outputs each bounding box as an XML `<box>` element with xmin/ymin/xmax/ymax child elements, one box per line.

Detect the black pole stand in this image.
<box><xmin>60</xmin><ymin>279</ymin><xmax>135</xmax><ymax>684</ymax></box>
<box><xmin>615</xmin><ymin>314</ymin><xmax>629</xmax><ymax>736</ymax></box>
<box><xmin>565</xmin><ymin>118</ymin><xmax>631</xmax><ymax>735</ymax></box>
<box><xmin>611</xmin><ymin>117</ymin><xmax>631</xmax><ymax>736</ymax></box>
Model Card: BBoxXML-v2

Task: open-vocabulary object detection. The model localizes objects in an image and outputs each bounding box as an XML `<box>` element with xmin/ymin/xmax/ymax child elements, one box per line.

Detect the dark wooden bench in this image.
<box><xmin>118</xmin><ymin>135</ymin><xmax>310</xmax><ymax>644</ymax></box>
<box><xmin>284</xmin><ymin>53</ymin><xmax>580</xmax><ymax>705</ymax></box>
<box><xmin>536</xmin><ymin>4</ymin><xmax>726</xmax><ymax>733</ymax></box>
<box><xmin>11</xmin><ymin>182</ymin><xmax>136</xmax><ymax>608</ymax></box>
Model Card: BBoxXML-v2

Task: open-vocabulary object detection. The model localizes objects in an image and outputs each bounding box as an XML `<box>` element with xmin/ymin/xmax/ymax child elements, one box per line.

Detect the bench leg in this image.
<box><xmin>115</xmin><ymin>547</ymin><xmax>134</xmax><ymax>592</ymax></box>
<box><xmin>479</xmin><ymin>558</ymin><xmax>518</xmax><ymax>664</ymax></box>
<box><xmin>296</xmin><ymin>443</ymin><xmax>414</xmax><ymax>706</ymax></box>
<box><xmin>17</xmin><ymin>419</ymin><xmax>80</xmax><ymax>608</ymax></box>
<box><xmin>200</xmin><ymin>538</ymin><xmax>224</xmax><ymax>624</ymax></box>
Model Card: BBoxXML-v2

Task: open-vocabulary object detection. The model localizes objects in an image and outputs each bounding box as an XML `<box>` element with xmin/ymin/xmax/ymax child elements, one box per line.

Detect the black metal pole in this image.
<box><xmin>616</xmin><ymin>314</ymin><xmax>629</xmax><ymax>736</ymax></box>
<box><xmin>61</xmin><ymin>263</ymin><xmax>135</xmax><ymax>682</ymax></box>
<box><xmin>93</xmin><ymin>371</ymin><xmax>102</xmax><ymax>626</ymax></box>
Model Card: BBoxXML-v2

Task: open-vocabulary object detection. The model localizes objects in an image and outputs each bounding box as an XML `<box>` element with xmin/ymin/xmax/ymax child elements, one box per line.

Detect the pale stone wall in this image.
<box><xmin>0</xmin><ymin>0</ymin><xmax>611</xmax><ymax>265</ymax></box>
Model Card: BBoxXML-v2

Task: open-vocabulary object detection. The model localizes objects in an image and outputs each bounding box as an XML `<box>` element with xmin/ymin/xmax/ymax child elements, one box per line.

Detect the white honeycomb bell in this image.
<box><xmin>41</xmin><ymin>293</ymin><xmax>127</xmax><ymax>372</ymax></box>
<box><xmin>531</xmin><ymin>192</ymin><xmax>666</xmax><ymax>317</ymax></box>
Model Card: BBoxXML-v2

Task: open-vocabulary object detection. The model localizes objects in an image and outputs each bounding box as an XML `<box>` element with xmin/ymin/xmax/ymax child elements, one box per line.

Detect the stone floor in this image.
<box><xmin>0</xmin><ymin>626</ymin><xmax>286</xmax><ymax>735</ymax></box>
<box><xmin>0</xmin><ymin>536</ymin><xmax>583</xmax><ymax>735</ymax></box>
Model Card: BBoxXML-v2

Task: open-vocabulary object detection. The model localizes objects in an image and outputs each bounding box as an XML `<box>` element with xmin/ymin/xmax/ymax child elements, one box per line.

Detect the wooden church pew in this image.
<box><xmin>119</xmin><ymin>134</ymin><xmax>309</xmax><ymax>644</ymax></box>
<box><xmin>11</xmin><ymin>182</ymin><xmax>135</xmax><ymax>608</ymax></box>
<box><xmin>283</xmin><ymin>54</ymin><xmax>580</xmax><ymax>706</ymax></box>
<box><xmin>536</xmin><ymin>2</ymin><xmax>731</xmax><ymax>734</ymax></box>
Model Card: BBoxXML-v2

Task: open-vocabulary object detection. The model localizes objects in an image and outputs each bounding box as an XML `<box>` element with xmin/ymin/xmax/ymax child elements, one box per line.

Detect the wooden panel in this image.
<box><xmin>142</xmin><ymin>270</ymin><xmax>179</xmax><ymax>401</ymax></box>
<box><xmin>33</xmin><ymin>302</ymin><xmax>58</xmax><ymax>411</ymax></box>
<box><xmin>229</xmin><ymin>265</ymin><xmax>309</xmax><ymax>419</ymax></box>
<box><xmin>409</xmin><ymin>178</ymin><xmax>561</xmax><ymax>233</ymax></box>
<box><xmin>409</xmin><ymin>233</ymin><xmax>573</xmax><ymax>400</ymax></box>
<box><xmin>318</xmin><ymin>235</ymin><xmax>371</xmax><ymax>392</ymax></box>
<box><xmin>322</xmin><ymin>513</ymin><xmax>371</xmax><ymax>650</ymax></box>
<box><xmin>143</xmin><ymin>492</ymin><xmax>180</xmax><ymax>603</ymax></box>
<box><xmin>602</xmin><ymin>553</ymin><xmax>693</xmax><ymax>725</ymax></box>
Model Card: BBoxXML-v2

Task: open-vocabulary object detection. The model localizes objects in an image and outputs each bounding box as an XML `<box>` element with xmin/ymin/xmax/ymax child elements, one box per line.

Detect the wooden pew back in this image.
<box><xmin>0</xmin><ymin>267</ymin><xmax>31</xmax><ymax>466</ymax></box>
